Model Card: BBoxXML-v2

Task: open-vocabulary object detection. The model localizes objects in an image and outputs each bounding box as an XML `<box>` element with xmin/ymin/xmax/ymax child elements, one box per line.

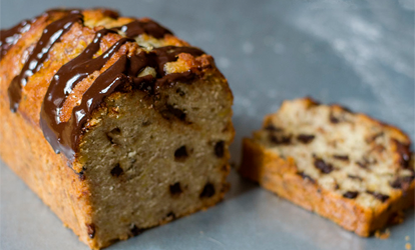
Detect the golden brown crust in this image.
<box><xmin>0</xmin><ymin>93</ymin><xmax>94</xmax><ymax>244</ymax></box>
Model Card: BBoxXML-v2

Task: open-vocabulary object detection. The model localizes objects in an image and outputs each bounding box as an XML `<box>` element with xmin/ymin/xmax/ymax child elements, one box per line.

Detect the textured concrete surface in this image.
<box><xmin>1</xmin><ymin>0</ymin><xmax>414</xmax><ymax>249</ymax></box>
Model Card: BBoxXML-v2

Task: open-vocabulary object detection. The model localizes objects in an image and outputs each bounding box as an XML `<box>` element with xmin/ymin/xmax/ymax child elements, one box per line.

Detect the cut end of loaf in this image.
<box><xmin>78</xmin><ymin>71</ymin><xmax>233</xmax><ymax>248</ymax></box>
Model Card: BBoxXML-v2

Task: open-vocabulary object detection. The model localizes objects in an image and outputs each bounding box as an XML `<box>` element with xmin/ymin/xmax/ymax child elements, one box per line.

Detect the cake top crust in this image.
<box><xmin>0</xmin><ymin>8</ymin><xmax>219</xmax><ymax>161</ymax></box>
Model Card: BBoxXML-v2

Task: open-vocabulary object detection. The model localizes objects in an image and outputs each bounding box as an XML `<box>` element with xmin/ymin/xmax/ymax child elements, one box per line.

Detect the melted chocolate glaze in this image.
<box><xmin>39</xmin><ymin>26</ymin><xmax>205</xmax><ymax>160</ymax></box>
<box><xmin>116</xmin><ymin>19</ymin><xmax>172</xmax><ymax>39</ymax></box>
<box><xmin>6</xmin><ymin>9</ymin><xmax>206</xmax><ymax>161</ymax></box>
<box><xmin>7</xmin><ymin>10</ymin><xmax>83</xmax><ymax>112</ymax></box>
<box><xmin>0</xmin><ymin>20</ymin><xmax>32</xmax><ymax>60</ymax></box>
<box><xmin>39</xmin><ymin>29</ymin><xmax>127</xmax><ymax>155</ymax></box>
<box><xmin>0</xmin><ymin>9</ymin><xmax>85</xmax><ymax>61</ymax></box>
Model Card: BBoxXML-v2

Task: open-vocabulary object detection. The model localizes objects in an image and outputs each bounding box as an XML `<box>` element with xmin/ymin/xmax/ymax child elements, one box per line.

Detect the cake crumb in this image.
<box><xmin>374</xmin><ymin>228</ymin><xmax>390</xmax><ymax>239</ymax></box>
<box><xmin>406</xmin><ymin>236</ymin><xmax>410</xmax><ymax>241</ymax></box>
<box><xmin>389</xmin><ymin>211</ymin><xmax>405</xmax><ymax>225</ymax></box>
<box><xmin>406</xmin><ymin>243</ymin><xmax>412</xmax><ymax>250</ymax></box>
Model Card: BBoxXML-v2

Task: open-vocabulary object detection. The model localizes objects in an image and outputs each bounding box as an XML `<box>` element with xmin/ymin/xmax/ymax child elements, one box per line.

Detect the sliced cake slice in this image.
<box><xmin>239</xmin><ymin>97</ymin><xmax>414</xmax><ymax>236</ymax></box>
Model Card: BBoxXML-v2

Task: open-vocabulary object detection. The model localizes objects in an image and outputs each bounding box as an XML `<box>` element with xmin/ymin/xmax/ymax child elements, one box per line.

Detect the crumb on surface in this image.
<box><xmin>406</xmin><ymin>236</ymin><xmax>410</xmax><ymax>241</ymax></box>
<box><xmin>374</xmin><ymin>228</ymin><xmax>390</xmax><ymax>239</ymax></box>
<box><xmin>406</xmin><ymin>243</ymin><xmax>412</xmax><ymax>250</ymax></box>
<box><xmin>390</xmin><ymin>211</ymin><xmax>405</xmax><ymax>225</ymax></box>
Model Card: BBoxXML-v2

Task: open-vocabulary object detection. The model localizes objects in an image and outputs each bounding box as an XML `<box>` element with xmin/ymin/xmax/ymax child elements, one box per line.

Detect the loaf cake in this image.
<box><xmin>0</xmin><ymin>9</ymin><xmax>234</xmax><ymax>249</ymax></box>
<box><xmin>239</xmin><ymin>97</ymin><xmax>414</xmax><ymax>236</ymax></box>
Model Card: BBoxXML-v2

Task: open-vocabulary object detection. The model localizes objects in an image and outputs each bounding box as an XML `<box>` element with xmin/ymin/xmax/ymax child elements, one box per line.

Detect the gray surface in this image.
<box><xmin>1</xmin><ymin>0</ymin><xmax>414</xmax><ymax>249</ymax></box>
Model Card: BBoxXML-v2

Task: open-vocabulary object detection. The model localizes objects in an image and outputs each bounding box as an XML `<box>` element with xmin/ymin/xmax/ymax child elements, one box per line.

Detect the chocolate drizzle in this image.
<box><xmin>7</xmin><ymin>10</ymin><xmax>83</xmax><ymax>112</ymax></box>
<box><xmin>6</xmin><ymin>9</ymin><xmax>206</xmax><ymax>161</ymax></box>
<box><xmin>116</xmin><ymin>20</ymin><xmax>172</xmax><ymax>39</ymax></box>
<box><xmin>39</xmin><ymin>30</ymin><xmax>130</xmax><ymax>156</ymax></box>
<box><xmin>0</xmin><ymin>19</ymin><xmax>32</xmax><ymax>60</ymax></box>
<box><xmin>39</xmin><ymin>29</ymin><xmax>205</xmax><ymax>160</ymax></box>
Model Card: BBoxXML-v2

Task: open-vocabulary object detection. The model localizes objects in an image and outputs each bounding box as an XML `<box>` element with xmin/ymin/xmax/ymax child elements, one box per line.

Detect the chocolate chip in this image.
<box><xmin>200</xmin><ymin>182</ymin><xmax>215</xmax><ymax>198</ymax></box>
<box><xmin>343</xmin><ymin>191</ymin><xmax>359</xmax><ymax>199</ymax></box>
<box><xmin>176</xmin><ymin>88</ymin><xmax>185</xmax><ymax>97</ymax></box>
<box><xmin>297</xmin><ymin>172</ymin><xmax>315</xmax><ymax>183</ymax></box>
<box><xmin>214</xmin><ymin>141</ymin><xmax>225</xmax><ymax>158</ymax></box>
<box><xmin>160</xmin><ymin>104</ymin><xmax>186</xmax><ymax>121</ymax></box>
<box><xmin>102</xmin><ymin>9</ymin><xmax>120</xmax><ymax>19</ymax></box>
<box><xmin>329</xmin><ymin>112</ymin><xmax>340</xmax><ymax>123</ymax></box>
<box><xmin>392</xmin><ymin>139</ymin><xmax>411</xmax><ymax>169</ymax></box>
<box><xmin>297</xmin><ymin>134</ymin><xmax>315</xmax><ymax>144</ymax></box>
<box><xmin>130</xmin><ymin>224</ymin><xmax>143</xmax><ymax>236</ymax></box>
<box><xmin>391</xmin><ymin>176</ymin><xmax>414</xmax><ymax>189</ymax></box>
<box><xmin>110</xmin><ymin>164</ymin><xmax>123</xmax><ymax>177</ymax></box>
<box><xmin>78</xmin><ymin>167</ymin><xmax>86</xmax><ymax>181</ymax></box>
<box><xmin>166</xmin><ymin>212</ymin><xmax>176</xmax><ymax>220</ymax></box>
<box><xmin>174</xmin><ymin>146</ymin><xmax>188</xmax><ymax>160</ymax></box>
<box><xmin>142</xmin><ymin>120</ymin><xmax>151</xmax><ymax>126</ymax></box>
<box><xmin>86</xmin><ymin>223</ymin><xmax>95</xmax><ymax>239</ymax></box>
<box><xmin>106</xmin><ymin>128</ymin><xmax>121</xmax><ymax>145</ymax></box>
<box><xmin>314</xmin><ymin>158</ymin><xmax>334</xmax><ymax>174</ymax></box>
<box><xmin>264</xmin><ymin>124</ymin><xmax>282</xmax><ymax>132</ymax></box>
<box><xmin>269</xmin><ymin>134</ymin><xmax>292</xmax><ymax>145</ymax></box>
<box><xmin>111</xmin><ymin>128</ymin><xmax>121</xmax><ymax>134</ymax></box>
<box><xmin>333</xmin><ymin>155</ymin><xmax>349</xmax><ymax>161</ymax></box>
<box><xmin>78</xmin><ymin>172</ymin><xmax>86</xmax><ymax>181</ymax></box>
<box><xmin>356</xmin><ymin>161</ymin><xmax>368</xmax><ymax>169</ymax></box>
<box><xmin>347</xmin><ymin>174</ymin><xmax>362</xmax><ymax>181</ymax></box>
<box><xmin>366</xmin><ymin>191</ymin><xmax>389</xmax><ymax>202</ymax></box>
<box><xmin>169</xmin><ymin>182</ymin><xmax>182</xmax><ymax>196</ymax></box>
<box><xmin>356</xmin><ymin>157</ymin><xmax>377</xmax><ymax>170</ymax></box>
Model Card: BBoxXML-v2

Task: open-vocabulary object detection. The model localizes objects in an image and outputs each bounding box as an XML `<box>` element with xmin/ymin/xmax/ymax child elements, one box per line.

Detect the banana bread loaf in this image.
<box><xmin>0</xmin><ymin>8</ymin><xmax>234</xmax><ymax>249</ymax></box>
<box><xmin>239</xmin><ymin>97</ymin><xmax>414</xmax><ymax>236</ymax></box>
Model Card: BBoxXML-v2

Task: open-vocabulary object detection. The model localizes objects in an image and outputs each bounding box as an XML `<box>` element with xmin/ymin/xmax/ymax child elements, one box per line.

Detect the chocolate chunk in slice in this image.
<box><xmin>297</xmin><ymin>134</ymin><xmax>315</xmax><ymax>144</ymax></box>
<box><xmin>366</xmin><ymin>191</ymin><xmax>389</xmax><ymax>202</ymax></box>
<box><xmin>391</xmin><ymin>176</ymin><xmax>414</xmax><ymax>189</ymax></box>
<box><xmin>214</xmin><ymin>140</ymin><xmax>225</xmax><ymax>158</ymax></box>
<box><xmin>343</xmin><ymin>191</ymin><xmax>359</xmax><ymax>199</ymax></box>
<box><xmin>314</xmin><ymin>158</ymin><xmax>334</xmax><ymax>174</ymax></box>
<box><xmin>347</xmin><ymin>174</ymin><xmax>362</xmax><ymax>181</ymax></box>
<box><xmin>169</xmin><ymin>182</ymin><xmax>182</xmax><ymax>196</ymax></box>
<box><xmin>264</xmin><ymin>124</ymin><xmax>283</xmax><ymax>132</ymax></box>
<box><xmin>269</xmin><ymin>134</ymin><xmax>292</xmax><ymax>145</ymax></box>
<box><xmin>110</xmin><ymin>164</ymin><xmax>123</xmax><ymax>177</ymax></box>
<box><xmin>297</xmin><ymin>171</ymin><xmax>315</xmax><ymax>183</ymax></box>
<box><xmin>200</xmin><ymin>182</ymin><xmax>215</xmax><ymax>198</ymax></box>
<box><xmin>130</xmin><ymin>224</ymin><xmax>143</xmax><ymax>236</ymax></box>
<box><xmin>86</xmin><ymin>223</ymin><xmax>96</xmax><ymax>239</ymax></box>
<box><xmin>174</xmin><ymin>146</ymin><xmax>188</xmax><ymax>160</ymax></box>
<box><xmin>392</xmin><ymin>139</ymin><xmax>411</xmax><ymax>169</ymax></box>
<box><xmin>333</xmin><ymin>155</ymin><xmax>349</xmax><ymax>161</ymax></box>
